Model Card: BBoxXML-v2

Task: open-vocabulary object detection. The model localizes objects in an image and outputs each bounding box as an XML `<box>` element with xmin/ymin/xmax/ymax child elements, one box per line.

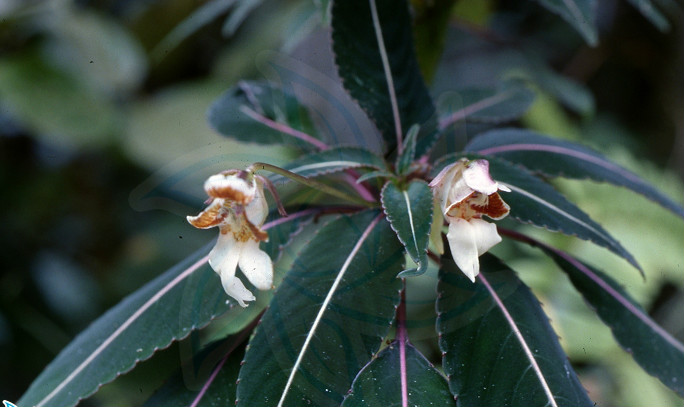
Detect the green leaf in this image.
<box><xmin>490</xmin><ymin>156</ymin><xmax>642</xmax><ymax>272</ymax></box>
<box><xmin>381</xmin><ymin>180</ymin><xmax>433</xmax><ymax>277</ymax></box>
<box><xmin>342</xmin><ymin>340</ymin><xmax>455</xmax><ymax>407</ymax></box>
<box><xmin>144</xmin><ymin>340</ymin><xmax>244</xmax><ymax>407</ymax></box>
<box><xmin>396</xmin><ymin>124</ymin><xmax>419</xmax><ymax>175</ymax></box>
<box><xmin>437</xmin><ymin>255</ymin><xmax>592</xmax><ymax>407</ymax></box>
<box><xmin>331</xmin><ymin>0</ymin><xmax>436</xmax><ymax>154</ymax></box>
<box><xmin>236</xmin><ymin>210</ymin><xmax>404</xmax><ymax>406</ymax></box>
<box><xmin>540</xmin><ymin>246</ymin><xmax>684</xmax><ymax>397</ymax></box>
<box><xmin>625</xmin><ymin>0</ymin><xmax>670</xmax><ymax>31</ymax></box>
<box><xmin>279</xmin><ymin>146</ymin><xmax>386</xmax><ymax>180</ymax></box>
<box><xmin>533</xmin><ymin>0</ymin><xmax>598</xmax><ymax>46</ymax></box>
<box><xmin>438</xmin><ymin>82</ymin><xmax>536</xmax><ymax>128</ymax></box>
<box><xmin>208</xmin><ymin>80</ymin><xmax>324</xmax><ymax>150</ymax></box>
<box><xmin>465</xmin><ymin>128</ymin><xmax>684</xmax><ymax>218</ymax></box>
<box><xmin>18</xmin><ymin>218</ymin><xmax>306</xmax><ymax>407</ymax></box>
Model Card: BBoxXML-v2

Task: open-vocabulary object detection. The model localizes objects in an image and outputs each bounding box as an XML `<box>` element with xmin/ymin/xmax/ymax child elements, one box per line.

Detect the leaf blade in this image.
<box><xmin>381</xmin><ymin>180</ymin><xmax>433</xmax><ymax>276</ymax></box>
<box><xmin>540</xmin><ymin>246</ymin><xmax>684</xmax><ymax>396</ymax></box>
<box><xmin>533</xmin><ymin>0</ymin><xmax>598</xmax><ymax>46</ymax></box>
<box><xmin>342</xmin><ymin>340</ymin><xmax>455</xmax><ymax>407</ymax></box>
<box><xmin>487</xmin><ymin>156</ymin><xmax>642</xmax><ymax>272</ymax></box>
<box><xmin>18</xmin><ymin>218</ymin><xmax>307</xmax><ymax>407</ymax></box>
<box><xmin>331</xmin><ymin>0</ymin><xmax>436</xmax><ymax>154</ymax></box>
<box><xmin>236</xmin><ymin>210</ymin><xmax>404</xmax><ymax>407</ymax></box>
<box><xmin>208</xmin><ymin>80</ymin><xmax>324</xmax><ymax>149</ymax></box>
<box><xmin>466</xmin><ymin>128</ymin><xmax>684</xmax><ymax>218</ymax></box>
<box><xmin>437</xmin><ymin>255</ymin><xmax>592</xmax><ymax>407</ymax></box>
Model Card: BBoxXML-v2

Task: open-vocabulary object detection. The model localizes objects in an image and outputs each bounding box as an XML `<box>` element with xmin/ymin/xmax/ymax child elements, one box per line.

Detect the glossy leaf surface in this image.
<box><xmin>465</xmin><ymin>128</ymin><xmax>684</xmax><ymax>218</ymax></box>
<box><xmin>331</xmin><ymin>0</ymin><xmax>436</xmax><ymax>154</ymax></box>
<box><xmin>437</xmin><ymin>255</ymin><xmax>592</xmax><ymax>407</ymax></box>
<box><xmin>236</xmin><ymin>210</ymin><xmax>404</xmax><ymax>406</ymax></box>
<box><xmin>342</xmin><ymin>340</ymin><xmax>455</xmax><ymax>407</ymax></box>
<box><xmin>381</xmin><ymin>180</ymin><xmax>433</xmax><ymax>276</ymax></box>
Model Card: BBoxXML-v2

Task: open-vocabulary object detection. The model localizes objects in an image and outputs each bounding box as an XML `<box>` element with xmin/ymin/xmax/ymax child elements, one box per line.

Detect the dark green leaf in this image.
<box><xmin>512</xmin><ymin>60</ymin><xmax>595</xmax><ymax>115</ymax></box>
<box><xmin>437</xmin><ymin>255</ymin><xmax>592</xmax><ymax>407</ymax></box>
<box><xmin>396</xmin><ymin>124</ymin><xmax>419</xmax><ymax>175</ymax></box>
<box><xmin>208</xmin><ymin>80</ymin><xmax>323</xmax><ymax>150</ymax></box>
<box><xmin>144</xmin><ymin>340</ymin><xmax>244</xmax><ymax>407</ymax></box>
<box><xmin>540</xmin><ymin>247</ymin><xmax>684</xmax><ymax>396</ymax></box>
<box><xmin>465</xmin><ymin>128</ymin><xmax>684</xmax><ymax>218</ymax></box>
<box><xmin>236</xmin><ymin>210</ymin><xmax>404</xmax><ymax>406</ymax></box>
<box><xmin>331</xmin><ymin>0</ymin><xmax>436</xmax><ymax>154</ymax></box>
<box><xmin>18</xmin><ymin>218</ymin><xmax>307</xmax><ymax>407</ymax></box>
<box><xmin>533</xmin><ymin>0</ymin><xmax>598</xmax><ymax>46</ymax></box>
<box><xmin>279</xmin><ymin>146</ymin><xmax>386</xmax><ymax>180</ymax></box>
<box><xmin>381</xmin><ymin>180</ymin><xmax>433</xmax><ymax>276</ymax></box>
<box><xmin>625</xmin><ymin>0</ymin><xmax>670</xmax><ymax>31</ymax></box>
<box><xmin>342</xmin><ymin>340</ymin><xmax>455</xmax><ymax>407</ymax></box>
<box><xmin>486</xmin><ymin>157</ymin><xmax>642</xmax><ymax>272</ymax></box>
<box><xmin>438</xmin><ymin>82</ymin><xmax>536</xmax><ymax>128</ymax></box>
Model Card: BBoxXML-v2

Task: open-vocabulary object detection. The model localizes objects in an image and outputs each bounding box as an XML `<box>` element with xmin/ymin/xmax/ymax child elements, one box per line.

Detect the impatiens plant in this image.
<box><xmin>18</xmin><ymin>1</ymin><xmax>683</xmax><ymax>406</ymax></box>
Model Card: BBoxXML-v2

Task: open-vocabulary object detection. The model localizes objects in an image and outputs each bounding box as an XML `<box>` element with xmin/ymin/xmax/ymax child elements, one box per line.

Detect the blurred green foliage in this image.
<box><xmin>0</xmin><ymin>0</ymin><xmax>681</xmax><ymax>405</ymax></box>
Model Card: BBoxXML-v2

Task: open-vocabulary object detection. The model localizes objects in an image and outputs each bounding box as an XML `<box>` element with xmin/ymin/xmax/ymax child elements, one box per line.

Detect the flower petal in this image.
<box><xmin>187</xmin><ymin>199</ymin><xmax>228</xmax><ymax>229</ymax></box>
<box><xmin>221</xmin><ymin>274</ymin><xmax>256</xmax><ymax>307</ymax></box>
<box><xmin>238</xmin><ymin>240</ymin><xmax>273</xmax><ymax>290</ymax></box>
<box><xmin>446</xmin><ymin>218</ymin><xmax>502</xmax><ymax>282</ymax></box>
<box><xmin>204</xmin><ymin>172</ymin><xmax>256</xmax><ymax>204</ymax></box>
<box><xmin>446</xmin><ymin>218</ymin><xmax>480</xmax><ymax>282</ymax></box>
<box><xmin>209</xmin><ymin>232</ymin><xmax>241</xmax><ymax>283</ymax></box>
<box><xmin>245</xmin><ymin>183</ymin><xmax>269</xmax><ymax>226</ymax></box>
<box><xmin>463</xmin><ymin>159</ymin><xmax>499</xmax><ymax>195</ymax></box>
<box><xmin>469</xmin><ymin>218</ymin><xmax>502</xmax><ymax>255</ymax></box>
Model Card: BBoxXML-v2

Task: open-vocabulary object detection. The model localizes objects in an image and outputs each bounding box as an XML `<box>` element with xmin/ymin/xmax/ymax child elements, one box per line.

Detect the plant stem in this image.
<box><xmin>248</xmin><ymin>162</ymin><xmax>377</xmax><ymax>208</ymax></box>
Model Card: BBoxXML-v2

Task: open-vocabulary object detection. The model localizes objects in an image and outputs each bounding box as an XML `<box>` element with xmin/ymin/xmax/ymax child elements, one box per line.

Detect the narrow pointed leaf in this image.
<box><xmin>466</xmin><ymin>128</ymin><xmax>684</xmax><ymax>218</ymax></box>
<box><xmin>18</xmin><ymin>218</ymin><xmax>307</xmax><ymax>407</ymax></box>
<box><xmin>279</xmin><ymin>146</ymin><xmax>386</xmax><ymax>180</ymax></box>
<box><xmin>342</xmin><ymin>340</ymin><xmax>455</xmax><ymax>407</ymax></box>
<box><xmin>437</xmin><ymin>255</ymin><xmax>592</xmax><ymax>407</ymax></box>
<box><xmin>396</xmin><ymin>124</ymin><xmax>419</xmax><ymax>175</ymax></box>
<box><xmin>541</xmin><ymin>247</ymin><xmax>684</xmax><ymax>396</ymax></box>
<box><xmin>381</xmin><ymin>180</ymin><xmax>433</xmax><ymax>277</ymax></box>
<box><xmin>625</xmin><ymin>0</ymin><xmax>670</xmax><ymax>31</ymax></box>
<box><xmin>438</xmin><ymin>82</ymin><xmax>535</xmax><ymax>129</ymax></box>
<box><xmin>534</xmin><ymin>0</ymin><xmax>598</xmax><ymax>46</ymax></box>
<box><xmin>236</xmin><ymin>210</ymin><xmax>404</xmax><ymax>407</ymax></box>
<box><xmin>331</xmin><ymin>0</ymin><xmax>436</xmax><ymax>154</ymax></box>
<box><xmin>487</xmin><ymin>156</ymin><xmax>642</xmax><ymax>272</ymax></box>
<box><xmin>208</xmin><ymin>80</ymin><xmax>324</xmax><ymax>150</ymax></box>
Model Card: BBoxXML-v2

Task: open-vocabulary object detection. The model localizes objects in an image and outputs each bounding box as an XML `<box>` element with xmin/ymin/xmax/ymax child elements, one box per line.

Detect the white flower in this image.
<box><xmin>430</xmin><ymin>158</ymin><xmax>510</xmax><ymax>282</ymax></box>
<box><xmin>187</xmin><ymin>171</ymin><xmax>273</xmax><ymax>307</ymax></box>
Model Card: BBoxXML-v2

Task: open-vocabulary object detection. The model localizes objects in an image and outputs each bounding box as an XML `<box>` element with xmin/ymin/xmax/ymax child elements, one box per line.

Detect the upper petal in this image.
<box><xmin>238</xmin><ymin>240</ymin><xmax>274</xmax><ymax>290</ymax></box>
<box><xmin>245</xmin><ymin>182</ymin><xmax>269</xmax><ymax>227</ymax></box>
<box><xmin>204</xmin><ymin>172</ymin><xmax>256</xmax><ymax>205</ymax></box>
<box><xmin>462</xmin><ymin>160</ymin><xmax>499</xmax><ymax>195</ymax></box>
